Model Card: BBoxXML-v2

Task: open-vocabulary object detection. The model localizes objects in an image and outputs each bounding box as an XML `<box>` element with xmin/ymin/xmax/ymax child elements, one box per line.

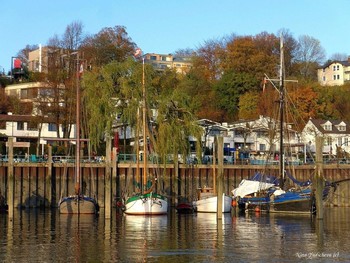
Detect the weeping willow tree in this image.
<box><xmin>82</xmin><ymin>57</ymin><xmax>142</xmax><ymax>152</ymax></box>
<box><xmin>82</xmin><ymin>56</ymin><xmax>202</xmax><ymax>194</ymax></box>
<box><xmin>154</xmin><ymin>73</ymin><xmax>203</xmax><ymax>165</ymax></box>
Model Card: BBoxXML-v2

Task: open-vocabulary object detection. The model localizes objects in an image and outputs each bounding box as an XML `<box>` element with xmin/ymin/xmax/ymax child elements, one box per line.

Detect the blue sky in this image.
<box><xmin>1</xmin><ymin>0</ymin><xmax>349</xmax><ymax>73</ymax></box>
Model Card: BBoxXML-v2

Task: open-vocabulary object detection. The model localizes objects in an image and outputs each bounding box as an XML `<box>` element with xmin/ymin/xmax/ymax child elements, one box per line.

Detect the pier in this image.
<box><xmin>1</xmin><ymin>157</ymin><xmax>350</xmax><ymax>211</ymax></box>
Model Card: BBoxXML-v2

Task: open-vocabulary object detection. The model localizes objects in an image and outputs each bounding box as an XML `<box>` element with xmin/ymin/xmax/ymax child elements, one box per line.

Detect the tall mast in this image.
<box><xmin>279</xmin><ymin>36</ymin><xmax>285</xmax><ymax>189</ymax></box>
<box><xmin>142</xmin><ymin>57</ymin><xmax>147</xmax><ymax>190</ymax></box>
<box><xmin>75</xmin><ymin>52</ymin><xmax>81</xmax><ymax>195</ymax></box>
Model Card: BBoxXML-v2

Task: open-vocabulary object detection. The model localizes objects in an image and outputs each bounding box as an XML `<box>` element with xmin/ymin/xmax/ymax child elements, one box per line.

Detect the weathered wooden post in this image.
<box><xmin>47</xmin><ymin>145</ymin><xmax>52</xmax><ymax>207</ymax></box>
<box><xmin>112</xmin><ymin>146</ymin><xmax>117</xmax><ymax>210</ymax></box>
<box><xmin>315</xmin><ymin>136</ymin><xmax>324</xmax><ymax>219</ymax></box>
<box><xmin>7</xmin><ymin>137</ymin><xmax>14</xmax><ymax>218</ymax></box>
<box><xmin>217</xmin><ymin>136</ymin><xmax>223</xmax><ymax>219</ymax></box>
<box><xmin>173</xmin><ymin>156</ymin><xmax>179</xmax><ymax>207</ymax></box>
<box><xmin>105</xmin><ymin>135</ymin><xmax>112</xmax><ymax>218</ymax></box>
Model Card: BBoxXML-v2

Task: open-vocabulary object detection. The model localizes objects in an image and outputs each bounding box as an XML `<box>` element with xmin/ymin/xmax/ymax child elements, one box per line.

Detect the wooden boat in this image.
<box><xmin>123</xmin><ymin>55</ymin><xmax>168</xmax><ymax>215</ymax></box>
<box><xmin>58</xmin><ymin>55</ymin><xmax>98</xmax><ymax>214</ymax></box>
<box><xmin>233</xmin><ymin>37</ymin><xmax>324</xmax><ymax>215</ymax></box>
<box><xmin>176</xmin><ymin>201</ymin><xmax>196</xmax><ymax>214</ymax></box>
<box><xmin>193</xmin><ymin>141</ymin><xmax>232</xmax><ymax>213</ymax></box>
<box><xmin>194</xmin><ymin>187</ymin><xmax>232</xmax><ymax>213</ymax></box>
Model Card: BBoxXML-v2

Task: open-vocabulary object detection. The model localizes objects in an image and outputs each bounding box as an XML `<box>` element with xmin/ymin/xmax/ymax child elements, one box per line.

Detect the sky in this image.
<box><xmin>1</xmin><ymin>0</ymin><xmax>349</xmax><ymax>73</ymax></box>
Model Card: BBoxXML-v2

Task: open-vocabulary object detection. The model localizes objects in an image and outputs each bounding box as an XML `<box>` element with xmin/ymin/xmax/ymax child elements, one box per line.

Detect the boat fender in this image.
<box><xmin>231</xmin><ymin>200</ymin><xmax>237</xmax><ymax>207</ymax></box>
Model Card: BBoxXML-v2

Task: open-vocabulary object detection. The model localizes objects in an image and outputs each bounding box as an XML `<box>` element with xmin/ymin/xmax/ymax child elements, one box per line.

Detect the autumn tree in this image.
<box><xmin>223</xmin><ymin>34</ymin><xmax>279</xmax><ymax>80</ymax></box>
<box><xmin>81</xmin><ymin>25</ymin><xmax>136</xmax><ymax>67</ymax></box>
<box><xmin>286</xmin><ymin>83</ymin><xmax>319</xmax><ymax>131</ymax></box>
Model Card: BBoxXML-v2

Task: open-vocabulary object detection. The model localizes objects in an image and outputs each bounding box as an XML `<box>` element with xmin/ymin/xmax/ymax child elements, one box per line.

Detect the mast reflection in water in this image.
<box><xmin>0</xmin><ymin>208</ymin><xmax>349</xmax><ymax>262</ymax></box>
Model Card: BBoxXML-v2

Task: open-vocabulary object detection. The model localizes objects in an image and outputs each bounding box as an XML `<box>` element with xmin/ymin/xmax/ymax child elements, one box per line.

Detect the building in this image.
<box><xmin>143</xmin><ymin>53</ymin><xmax>192</xmax><ymax>74</ymax></box>
<box><xmin>317</xmin><ymin>58</ymin><xmax>350</xmax><ymax>86</ymax></box>
<box><xmin>0</xmin><ymin>113</ymin><xmax>75</xmax><ymax>155</ymax></box>
<box><xmin>302</xmin><ymin>118</ymin><xmax>350</xmax><ymax>157</ymax></box>
<box><xmin>198</xmin><ymin>116</ymin><xmax>302</xmax><ymax>163</ymax></box>
<box><xmin>28</xmin><ymin>45</ymin><xmax>49</xmax><ymax>73</ymax></box>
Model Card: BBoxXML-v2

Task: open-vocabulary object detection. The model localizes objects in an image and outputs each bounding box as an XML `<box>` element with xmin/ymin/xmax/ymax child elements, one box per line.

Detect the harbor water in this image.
<box><xmin>0</xmin><ymin>207</ymin><xmax>349</xmax><ymax>262</ymax></box>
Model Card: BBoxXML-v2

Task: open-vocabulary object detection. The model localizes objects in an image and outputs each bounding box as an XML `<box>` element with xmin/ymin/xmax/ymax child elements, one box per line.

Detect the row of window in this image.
<box><xmin>322</xmin><ymin>75</ymin><xmax>342</xmax><ymax>82</ymax></box>
<box><xmin>0</xmin><ymin>121</ymin><xmax>57</xmax><ymax>132</ymax></box>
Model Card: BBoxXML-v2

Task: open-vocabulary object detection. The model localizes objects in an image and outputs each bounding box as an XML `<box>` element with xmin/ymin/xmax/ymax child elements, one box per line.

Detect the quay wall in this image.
<box><xmin>1</xmin><ymin>162</ymin><xmax>350</xmax><ymax>209</ymax></box>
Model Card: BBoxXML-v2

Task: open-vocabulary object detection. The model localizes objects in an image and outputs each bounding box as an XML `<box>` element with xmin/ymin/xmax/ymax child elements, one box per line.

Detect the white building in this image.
<box><xmin>302</xmin><ymin>118</ymin><xmax>350</xmax><ymax>157</ymax></box>
<box><xmin>0</xmin><ymin>113</ymin><xmax>75</xmax><ymax>155</ymax></box>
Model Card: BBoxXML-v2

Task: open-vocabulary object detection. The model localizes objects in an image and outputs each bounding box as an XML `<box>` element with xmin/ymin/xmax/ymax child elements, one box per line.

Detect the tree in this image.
<box><xmin>329</xmin><ymin>53</ymin><xmax>348</xmax><ymax>61</ymax></box>
<box><xmin>17</xmin><ymin>44</ymin><xmax>39</xmax><ymax>65</ymax></box>
<box><xmin>294</xmin><ymin>35</ymin><xmax>326</xmax><ymax>79</ymax></box>
<box><xmin>238</xmin><ymin>91</ymin><xmax>259</xmax><ymax>120</ymax></box>
<box><xmin>214</xmin><ymin>70</ymin><xmax>258</xmax><ymax>120</ymax></box>
<box><xmin>82</xmin><ymin>57</ymin><xmax>142</xmax><ymax>150</ymax></box>
<box><xmin>223</xmin><ymin>34</ymin><xmax>279</xmax><ymax>81</ymax></box>
<box><xmin>62</xmin><ymin>21</ymin><xmax>84</xmax><ymax>51</ymax></box>
<box><xmin>286</xmin><ymin>83</ymin><xmax>319</xmax><ymax>131</ymax></box>
<box><xmin>81</xmin><ymin>25</ymin><xmax>136</xmax><ymax>67</ymax></box>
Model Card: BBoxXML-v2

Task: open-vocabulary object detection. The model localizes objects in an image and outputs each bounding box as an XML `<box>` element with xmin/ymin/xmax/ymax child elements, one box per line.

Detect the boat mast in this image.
<box><xmin>279</xmin><ymin>36</ymin><xmax>285</xmax><ymax>189</ymax></box>
<box><xmin>142</xmin><ymin>57</ymin><xmax>147</xmax><ymax>191</ymax></box>
<box><xmin>75</xmin><ymin>52</ymin><xmax>81</xmax><ymax>196</ymax></box>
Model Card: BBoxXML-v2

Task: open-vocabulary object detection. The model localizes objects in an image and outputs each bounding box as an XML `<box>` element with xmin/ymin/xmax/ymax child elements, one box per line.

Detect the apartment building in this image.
<box><xmin>143</xmin><ymin>53</ymin><xmax>192</xmax><ymax>74</ymax></box>
<box><xmin>317</xmin><ymin>58</ymin><xmax>350</xmax><ymax>86</ymax></box>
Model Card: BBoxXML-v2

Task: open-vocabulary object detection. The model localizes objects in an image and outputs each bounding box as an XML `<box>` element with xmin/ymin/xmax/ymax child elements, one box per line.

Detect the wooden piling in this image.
<box><xmin>7</xmin><ymin>137</ymin><xmax>14</xmax><ymax>218</ymax></box>
<box><xmin>315</xmin><ymin>136</ymin><xmax>324</xmax><ymax>219</ymax></box>
<box><xmin>217</xmin><ymin>136</ymin><xmax>223</xmax><ymax>219</ymax></box>
<box><xmin>105</xmin><ymin>136</ymin><xmax>112</xmax><ymax>219</ymax></box>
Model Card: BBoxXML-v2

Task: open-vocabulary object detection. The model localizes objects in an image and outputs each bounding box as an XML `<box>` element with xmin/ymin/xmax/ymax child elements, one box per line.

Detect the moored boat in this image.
<box><xmin>124</xmin><ymin>192</ymin><xmax>168</xmax><ymax>215</ymax></box>
<box><xmin>233</xmin><ymin>36</ymin><xmax>328</xmax><ymax>215</ymax></box>
<box><xmin>58</xmin><ymin>53</ymin><xmax>98</xmax><ymax>215</ymax></box>
<box><xmin>193</xmin><ymin>187</ymin><xmax>232</xmax><ymax>213</ymax></box>
<box><xmin>123</xmin><ymin>53</ymin><xmax>168</xmax><ymax>215</ymax></box>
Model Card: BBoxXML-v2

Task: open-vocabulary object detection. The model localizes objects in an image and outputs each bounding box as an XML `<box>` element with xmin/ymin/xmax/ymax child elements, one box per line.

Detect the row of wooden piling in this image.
<box><xmin>2</xmin><ymin>138</ymin><xmax>350</xmax><ymax>220</ymax></box>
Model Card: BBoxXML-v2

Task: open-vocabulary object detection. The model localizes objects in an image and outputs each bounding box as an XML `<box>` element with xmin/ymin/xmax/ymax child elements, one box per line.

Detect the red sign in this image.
<box><xmin>13</xmin><ymin>58</ymin><xmax>22</xmax><ymax>69</ymax></box>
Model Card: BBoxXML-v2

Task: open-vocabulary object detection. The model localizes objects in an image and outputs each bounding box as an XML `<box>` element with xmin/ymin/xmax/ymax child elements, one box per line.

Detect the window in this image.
<box><xmin>338</xmin><ymin>125</ymin><xmax>346</xmax><ymax>131</ymax></box>
<box><xmin>48</xmin><ymin>123</ymin><xmax>57</xmax><ymax>132</ymax></box>
<box><xmin>337</xmin><ymin>65</ymin><xmax>340</xmax><ymax>70</ymax></box>
<box><xmin>324</xmin><ymin>124</ymin><xmax>332</xmax><ymax>131</ymax></box>
<box><xmin>333</xmin><ymin>75</ymin><xmax>337</xmax><ymax>80</ymax></box>
<box><xmin>337</xmin><ymin>75</ymin><xmax>340</xmax><ymax>80</ymax></box>
<box><xmin>17</xmin><ymin>122</ymin><xmax>24</xmax><ymax>130</ymax></box>
<box><xmin>344</xmin><ymin>138</ymin><xmax>349</xmax><ymax>146</ymax></box>
<box><xmin>259</xmin><ymin>144</ymin><xmax>266</xmax><ymax>151</ymax></box>
<box><xmin>322</xmin><ymin>76</ymin><xmax>326</xmax><ymax>81</ymax></box>
<box><xmin>338</xmin><ymin>137</ymin><xmax>342</xmax><ymax>146</ymax></box>
<box><xmin>27</xmin><ymin>122</ymin><xmax>38</xmax><ymax>131</ymax></box>
<box><xmin>150</xmin><ymin>56</ymin><xmax>157</xmax><ymax>61</ymax></box>
<box><xmin>326</xmin><ymin>137</ymin><xmax>332</xmax><ymax>146</ymax></box>
<box><xmin>333</xmin><ymin>65</ymin><xmax>336</xmax><ymax>71</ymax></box>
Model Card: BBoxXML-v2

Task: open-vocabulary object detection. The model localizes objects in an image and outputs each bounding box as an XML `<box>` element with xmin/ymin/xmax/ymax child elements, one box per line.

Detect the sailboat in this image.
<box><xmin>232</xmin><ymin>36</ymin><xmax>320</xmax><ymax>215</ymax></box>
<box><xmin>193</xmin><ymin>140</ymin><xmax>232</xmax><ymax>213</ymax></box>
<box><xmin>123</xmin><ymin>56</ymin><xmax>168</xmax><ymax>215</ymax></box>
<box><xmin>58</xmin><ymin>56</ymin><xmax>99</xmax><ymax>214</ymax></box>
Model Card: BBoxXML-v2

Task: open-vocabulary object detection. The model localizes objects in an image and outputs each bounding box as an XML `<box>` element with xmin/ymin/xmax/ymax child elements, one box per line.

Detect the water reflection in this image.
<box><xmin>0</xmin><ymin>208</ymin><xmax>349</xmax><ymax>262</ymax></box>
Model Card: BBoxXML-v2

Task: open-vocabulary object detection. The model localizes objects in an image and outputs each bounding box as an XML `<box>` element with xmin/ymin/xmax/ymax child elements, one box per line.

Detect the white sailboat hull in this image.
<box><xmin>124</xmin><ymin>193</ymin><xmax>168</xmax><ymax>215</ymax></box>
<box><xmin>193</xmin><ymin>194</ymin><xmax>232</xmax><ymax>213</ymax></box>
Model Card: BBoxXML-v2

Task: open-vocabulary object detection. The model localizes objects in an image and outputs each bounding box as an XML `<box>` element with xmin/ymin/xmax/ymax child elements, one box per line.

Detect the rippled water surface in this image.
<box><xmin>0</xmin><ymin>208</ymin><xmax>349</xmax><ymax>262</ymax></box>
